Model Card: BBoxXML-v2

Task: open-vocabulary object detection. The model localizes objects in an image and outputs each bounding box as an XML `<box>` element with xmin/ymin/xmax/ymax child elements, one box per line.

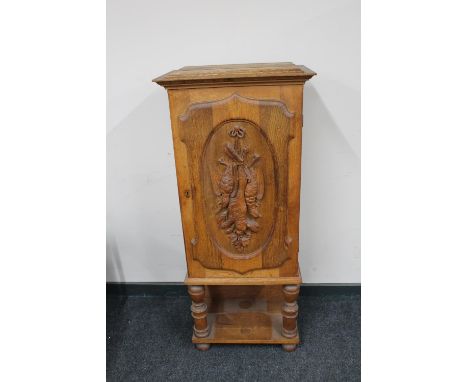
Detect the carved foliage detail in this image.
<box><xmin>211</xmin><ymin>124</ymin><xmax>264</xmax><ymax>251</ymax></box>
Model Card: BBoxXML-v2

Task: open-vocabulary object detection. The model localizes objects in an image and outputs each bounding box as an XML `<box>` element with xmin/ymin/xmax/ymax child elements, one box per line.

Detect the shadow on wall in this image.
<box><xmin>107</xmin><ymin>91</ymin><xmax>186</xmax><ymax>282</ymax></box>
<box><xmin>300</xmin><ymin>85</ymin><xmax>360</xmax><ymax>282</ymax></box>
<box><xmin>106</xmin><ymin>229</ymin><xmax>125</xmax><ymax>283</ymax></box>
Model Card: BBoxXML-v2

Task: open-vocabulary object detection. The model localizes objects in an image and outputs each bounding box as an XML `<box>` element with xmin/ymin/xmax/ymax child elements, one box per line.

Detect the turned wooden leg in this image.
<box><xmin>187</xmin><ymin>285</ymin><xmax>210</xmax><ymax>350</ymax></box>
<box><xmin>282</xmin><ymin>284</ymin><xmax>299</xmax><ymax>350</ymax></box>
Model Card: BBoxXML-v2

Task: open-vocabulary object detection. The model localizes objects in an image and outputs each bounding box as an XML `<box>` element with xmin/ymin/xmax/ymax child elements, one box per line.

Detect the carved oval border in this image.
<box><xmin>200</xmin><ymin>118</ymin><xmax>279</xmax><ymax>260</ymax></box>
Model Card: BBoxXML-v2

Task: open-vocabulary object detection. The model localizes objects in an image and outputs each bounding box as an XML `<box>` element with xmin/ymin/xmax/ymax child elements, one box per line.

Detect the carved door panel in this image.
<box><xmin>179</xmin><ymin>94</ymin><xmax>294</xmax><ymax>274</ymax></box>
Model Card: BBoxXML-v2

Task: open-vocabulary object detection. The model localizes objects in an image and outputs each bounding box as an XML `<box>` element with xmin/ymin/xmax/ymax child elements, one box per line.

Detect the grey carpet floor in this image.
<box><xmin>107</xmin><ymin>289</ymin><xmax>360</xmax><ymax>382</ymax></box>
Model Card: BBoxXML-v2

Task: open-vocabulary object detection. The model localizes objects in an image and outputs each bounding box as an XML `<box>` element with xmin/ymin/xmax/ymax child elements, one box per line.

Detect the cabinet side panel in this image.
<box><xmin>280</xmin><ymin>85</ymin><xmax>304</xmax><ymax>276</ymax></box>
<box><xmin>168</xmin><ymin>90</ymin><xmax>209</xmax><ymax>277</ymax></box>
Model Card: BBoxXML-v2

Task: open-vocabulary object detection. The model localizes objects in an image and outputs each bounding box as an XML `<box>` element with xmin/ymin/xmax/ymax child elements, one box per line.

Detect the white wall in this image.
<box><xmin>107</xmin><ymin>0</ymin><xmax>360</xmax><ymax>283</ymax></box>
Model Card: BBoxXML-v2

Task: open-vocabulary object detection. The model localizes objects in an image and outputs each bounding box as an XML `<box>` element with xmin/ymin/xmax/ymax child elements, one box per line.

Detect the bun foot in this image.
<box><xmin>282</xmin><ymin>344</ymin><xmax>297</xmax><ymax>352</ymax></box>
<box><xmin>195</xmin><ymin>343</ymin><xmax>211</xmax><ymax>351</ymax></box>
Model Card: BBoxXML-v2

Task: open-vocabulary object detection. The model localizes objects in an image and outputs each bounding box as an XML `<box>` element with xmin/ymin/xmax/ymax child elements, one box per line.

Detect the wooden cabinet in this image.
<box><xmin>154</xmin><ymin>63</ymin><xmax>315</xmax><ymax>351</ymax></box>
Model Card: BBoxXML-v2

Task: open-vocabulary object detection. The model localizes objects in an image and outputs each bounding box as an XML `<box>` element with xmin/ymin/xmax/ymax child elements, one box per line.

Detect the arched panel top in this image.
<box><xmin>179</xmin><ymin>92</ymin><xmax>293</xmax><ymax>122</ymax></box>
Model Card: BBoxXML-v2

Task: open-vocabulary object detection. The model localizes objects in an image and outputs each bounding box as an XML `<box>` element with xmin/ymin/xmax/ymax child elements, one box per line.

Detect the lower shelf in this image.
<box><xmin>192</xmin><ymin>287</ymin><xmax>299</xmax><ymax>345</ymax></box>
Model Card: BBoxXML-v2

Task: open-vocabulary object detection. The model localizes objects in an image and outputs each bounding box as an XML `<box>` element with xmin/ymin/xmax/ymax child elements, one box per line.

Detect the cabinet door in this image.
<box><xmin>178</xmin><ymin>93</ymin><xmax>296</xmax><ymax>274</ymax></box>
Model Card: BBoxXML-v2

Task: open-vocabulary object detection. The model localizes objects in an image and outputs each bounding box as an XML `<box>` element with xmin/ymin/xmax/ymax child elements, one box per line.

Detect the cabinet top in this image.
<box><xmin>153</xmin><ymin>62</ymin><xmax>316</xmax><ymax>89</ymax></box>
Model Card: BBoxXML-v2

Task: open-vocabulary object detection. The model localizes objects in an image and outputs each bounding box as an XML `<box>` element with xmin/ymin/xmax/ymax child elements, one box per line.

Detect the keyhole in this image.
<box><xmin>184</xmin><ymin>190</ymin><xmax>191</xmax><ymax>198</ymax></box>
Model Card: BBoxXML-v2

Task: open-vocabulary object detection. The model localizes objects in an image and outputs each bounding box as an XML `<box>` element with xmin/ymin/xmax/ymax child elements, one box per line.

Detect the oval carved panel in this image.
<box><xmin>201</xmin><ymin>120</ymin><xmax>277</xmax><ymax>259</ymax></box>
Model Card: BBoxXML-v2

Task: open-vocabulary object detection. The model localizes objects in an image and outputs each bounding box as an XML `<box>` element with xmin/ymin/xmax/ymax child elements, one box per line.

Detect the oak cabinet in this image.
<box><xmin>154</xmin><ymin>63</ymin><xmax>315</xmax><ymax>351</ymax></box>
